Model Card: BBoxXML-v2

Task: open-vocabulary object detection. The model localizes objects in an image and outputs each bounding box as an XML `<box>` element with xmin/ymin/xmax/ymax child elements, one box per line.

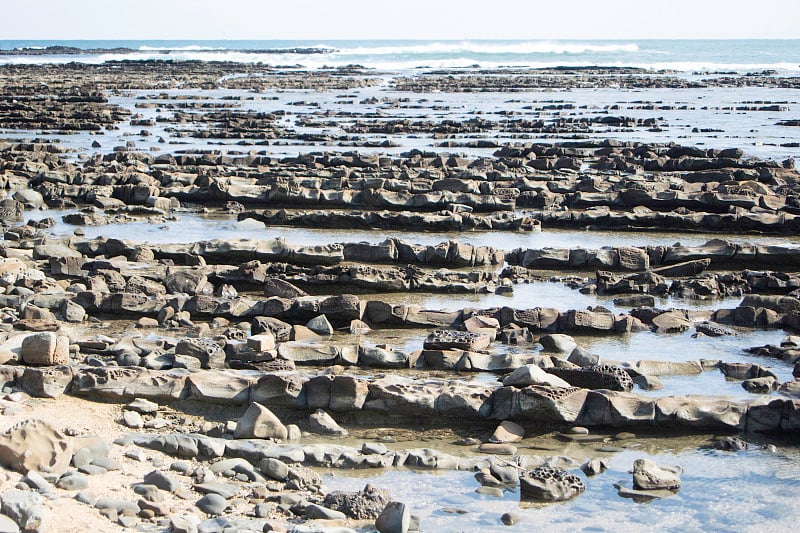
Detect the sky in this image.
<box><xmin>1</xmin><ymin>0</ymin><xmax>797</xmax><ymax>40</ymax></box>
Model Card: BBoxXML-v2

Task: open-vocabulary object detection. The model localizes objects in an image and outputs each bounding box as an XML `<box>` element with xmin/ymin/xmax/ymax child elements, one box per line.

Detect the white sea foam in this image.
<box><xmin>1</xmin><ymin>42</ymin><xmax>798</xmax><ymax>75</ymax></box>
<box><xmin>137</xmin><ymin>45</ymin><xmax>227</xmax><ymax>51</ymax></box>
<box><xmin>331</xmin><ymin>41</ymin><xmax>641</xmax><ymax>56</ymax></box>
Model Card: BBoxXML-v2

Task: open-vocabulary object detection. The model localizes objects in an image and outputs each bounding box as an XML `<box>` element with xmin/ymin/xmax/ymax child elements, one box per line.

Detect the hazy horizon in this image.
<box><xmin>2</xmin><ymin>0</ymin><xmax>796</xmax><ymax>40</ymax></box>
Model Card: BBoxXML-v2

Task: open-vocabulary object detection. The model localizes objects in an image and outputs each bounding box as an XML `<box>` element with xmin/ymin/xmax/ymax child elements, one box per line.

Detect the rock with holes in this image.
<box><xmin>0</xmin><ymin>419</ymin><xmax>72</xmax><ymax>475</ymax></box>
<box><xmin>423</xmin><ymin>330</ymin><xmax>491</xmax><ymax>352</ymax></box>
<box><xmin>322</xmin><ymin>484</ymin><xmax>391</xmax><ymax>520</ymax></box>
<box><xmin>632</xmin><ymin>459</ymin><xmax>681</xmax><ymax>491</ymax></box>
<box><xmin>695</xmin><ymin>322</ymin><xmax>737</xmax><ymax>337</ymax></box>
<box><xmin>519</xmin><ymin>466</ymin><xmax>585</xmax><ymax>502</ymax></box>
<box><xmin>546</xmin><ymin>364</ymin><xmax>634</xmax><ymax>392</ymax></box>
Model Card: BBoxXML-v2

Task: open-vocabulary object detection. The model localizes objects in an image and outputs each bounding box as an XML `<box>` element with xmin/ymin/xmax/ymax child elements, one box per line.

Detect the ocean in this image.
<box><xmin>1</xmin><ymin>39</ymin><xmax>799</xmax><ymax>73</ymax></box>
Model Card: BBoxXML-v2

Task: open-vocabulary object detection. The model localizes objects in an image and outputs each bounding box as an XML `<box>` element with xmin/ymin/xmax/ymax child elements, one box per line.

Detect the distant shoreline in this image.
<box><xmin>2</xmin><ymin>45</ymin><xmax>334</xmax><ymax>56</ymax></box>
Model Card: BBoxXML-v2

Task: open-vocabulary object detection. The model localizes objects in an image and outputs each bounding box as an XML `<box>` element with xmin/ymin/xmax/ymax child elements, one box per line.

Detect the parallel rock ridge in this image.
<box><xmin>49</xmin><ymin>365</ymin><xmax>800</xmax><ymax>432</ymax></box>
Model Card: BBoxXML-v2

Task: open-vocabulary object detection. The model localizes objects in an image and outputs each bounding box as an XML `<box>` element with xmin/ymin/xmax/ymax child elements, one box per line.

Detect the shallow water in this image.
<box><xmin>320</xmin><ymin>445</ymin><xmax>800</xmax><ymax>533</ymax></box>
<box><xmin>387</xmin><ymin>282</ymin><xmax>746</xmax><ymax>314</ymax></box>
<box><xmin>26</xmin><ymin>209</ymin><xmax>800</xmax><ymax>250</ymax></box>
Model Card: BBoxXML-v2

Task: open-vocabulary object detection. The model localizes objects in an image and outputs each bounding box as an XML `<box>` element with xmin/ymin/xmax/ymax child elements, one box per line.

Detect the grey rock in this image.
<box><xmin>74</xmin><ymin>490</ymin><xmax>96</xmax><ymax>506</ymax></box>
<box><xmin>122</xmin><ymin>411</ymin><xmax>144</xmax><ymax>429</ymax></box>
<box><xmin>501</xmin><ymin>365</ymin><xmax>570</xmax><ymax>388</ymax></box>
<box><xmin>170</xmin><ymin>514</ymin><xmax>200</xmax><ymax>533</ymax></box>
<box><xmin>306</xmin><ymin>315</ymin><xmax>334</xmax><ymax>336</ymax></box>
<box><xmin>375</xmin><ymin>501</ymin><xmax>410</xmax><ymax>533</ymax></box>
<box><xmin>501</xmin><ymin>511</ymin><xmax>520</xmax><ymax>526</ymax></box>
<box><xmin>94</xmin><ymin>497</ymin><xmax>140</xmax><ymax>516</ymax></box>
<box><xmin>193</xmin><ymin>482</ymin><xmax>239</xmax><ymax>499</ymax></box>
<box><xmin>56</xmin><ymin>472</ymin><xmax>89</xmax><ymax>491</ymax></box>
<box><xmin>21</xmin><ymin>470</ymin><xmax>50</xmax><ymax>492</ymax></box>
<box><xmin>0</xmin><ymin>491</ymin><xmax>45</xmax><ymax>533</ymax></box>
<box><xmin>143</xmin><ymin>470</ymin><xmax>181</xmax><ymax>493</ymax></box>
<box><xmin>124</xmin><ymin>398</ymin><xmax>159</xmax><ymax>413</ymax></box>
<box><xmin>233</xmin><ymin>402</ymin><xmax>288</xmax><ymax>440</ymax></box>
<box><xmin>580</xmin><ymin>458</ymin><xmax>608</xmax><ymax>476</ymax></box>
<box><xmin>196</xmin><ymin>493</ymin><xmax>227</xmax><ymax>515</ymax></box>
<box><xmin>632</xmin><ymin>459</ymin><xmax>681</xmax><ymax>490</ymax></box>
<box><xmin>567</xmin><ymin>346</ymin><xmax>599</xmax><ymax>367</ymax></box>
<box><xmin>304</xmin><ymin>503</ymin><xmax>346</xmax><ymax>520</ymax></box>
<box><xmin>538</xmin><ymin>334</ymin><xmax>577</xmax><ymax>353</ymax></box>
<box><xmin>259</xmin><ymin>458</ymin><xmax>289</xmax><ymax>481</ymax></box>
<box><xmin>132</xmin><ymin>484</ymin><xmax>163</xmax><ymax>502</ymax></box>
<box><xmin>308</xmin><ymin>409</ymin><xmax>348</xmax><ymax>436</ymax></box>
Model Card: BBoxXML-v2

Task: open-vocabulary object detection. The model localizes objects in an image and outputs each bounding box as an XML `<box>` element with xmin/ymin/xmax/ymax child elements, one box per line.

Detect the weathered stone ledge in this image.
<box><xmin>8</xmin><ymin>365</ymin><xmax>798</xmax><ymax>433</ymax></box>
<box><xmin>238</xmin><ymin>208</ymin><xmax>539</xmax><ymax>232</ymax></box>
<box><xmin>507</xmin><ymin>239</ymin><xmax>800</xmax><ymax>271</ymax></box>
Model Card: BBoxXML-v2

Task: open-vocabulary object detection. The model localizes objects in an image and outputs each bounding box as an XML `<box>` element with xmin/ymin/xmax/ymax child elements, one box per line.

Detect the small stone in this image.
<box><xmin>632</xmin><ymin>459</ymin><xmax>681</xmax><ymax>491</ymax></box>
<box><xmin>362</xmin><ymin>442</ymin><xmax>389</xmax><ymax>455</ymax></box>
<box><xmin>304</xmin><ymin>503</ymin><xmax>346</xmax><ymax>520</ymax></box>
<box><xmin>143</xmin><ymin>470</ymin><xmax>181</xmax><ymax>493</ymax></box>
<box><xmin>475</xmin><ymin>486</ymin><xmax>503</xmax><ymax>497</ymax></box>
<box><xmin>196</xmin><ymin>493</ymin><xmax>227</xmax><ymax>515</ymax></box>
<box><xmin>308</xmin><ymin>409</ymin><xmax>348</xmax><ymax>436</ymax></box>
<box><xmin>474</xmin><ymin>468</ymin><xmax>502</xmax><ymax>487</ymax></box>
<box><xmin>21</xmin><ymin>470</ymin><xmax>50</xmax><ymax>492</ymax></box>
<box><xmin>478</xmin><ymin>443</ymin><xmax>517</xmax><ymax>455</ymax></box>
<box><xmin>136</xmin><ymin>317</ymin><xmax>159</xmax><ymax>328</ymax></box>
<box><xmin>580</xmin><ymin>458</ymin><xmax>608</xmax><ymax>476</ymax></box>
<box><xmin>118</xmin><ymin>515</ymin><xmax>137</xmax><ymax>528</ymax></box>
<box><xmin>122</xmin><ymin>411</ymin><xmax>143</xmax><ymax>429</ymax></box>
<box><xmin>259</xmin><ymin>458</ymin><xmax>289</xmax><ymax>481</ymax></box>
<box><xmin>170</xmin><ymin>461</ymin><xmax>192</xmax><ymax>474</ymax></box>
<box><xmin>132</xmin><ymin>484</ymin><xmax>163</xmax><ymax>503</ymax></box>
<box><xmin>501</xmin><ymin>512</ymin><xmax>520</xmax><ymax>526</ymax></box>
<box><xmin>193</xmin><ymin>482</ymin><xmax>239</xmax><ymax>499</ymax></box>
<box><xmin>124</xmin><ymin>449</ymin><xmax>146</xmax><ymax>462</ymax></box>
<box><xmin>233</xmin><ymin>403</ymin><xmax>287</xmax><ymax>440</ymax></box>
<box><xmin>490</xmin><ymin>421</ymin><xmax>524</xmax><ymax>443</ymax></box>
<box><xmin>286</xmin><ymin>425</ymin><xmax>301</xmax><ymax>441</ymax></box>
<box><xmin>170</xmin><ymin>514</ymin><xmax>200</xmax><ymax>533</ymax></box>
<box><xmin>144</xmin><ymin>417</ymin><xmax>170</xmax><ymax>429</ymax></box>
<box><xmin>56</xmin><ymin>472</ymin><xmax>89</xmax><ymax>491</ymax></box>
<box><xmin>78</xmin><ymin>465</ymin><xmax>107</xmax><ymax>476</ymax></box>
<box><xmin>137</xmin><ymin>498</ymin><xmax>170</xmax><ymax>517</ymax></box>
<box><xmin>124</xmin><ymin>398</ymin><xmax>159</xmax><ymax>414</ymax></box>
<box><xmin>305</xmin><ymin>315</ymin><xmax>334</xmax><ymax>336</ymax></box>
<box><xmin>253</xmin><ymin>503</ymin><xmax>271</xmax><ymax>518</ymax></box>
<box><xmin>75</xmin><ymin>490</ymin><xmax>96</xmax><ymax>506</ymax></box>
<box><xmin>566</xmin><ymin>426</ymin><xmax>589</xmax><ymax>435</ymax></box>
